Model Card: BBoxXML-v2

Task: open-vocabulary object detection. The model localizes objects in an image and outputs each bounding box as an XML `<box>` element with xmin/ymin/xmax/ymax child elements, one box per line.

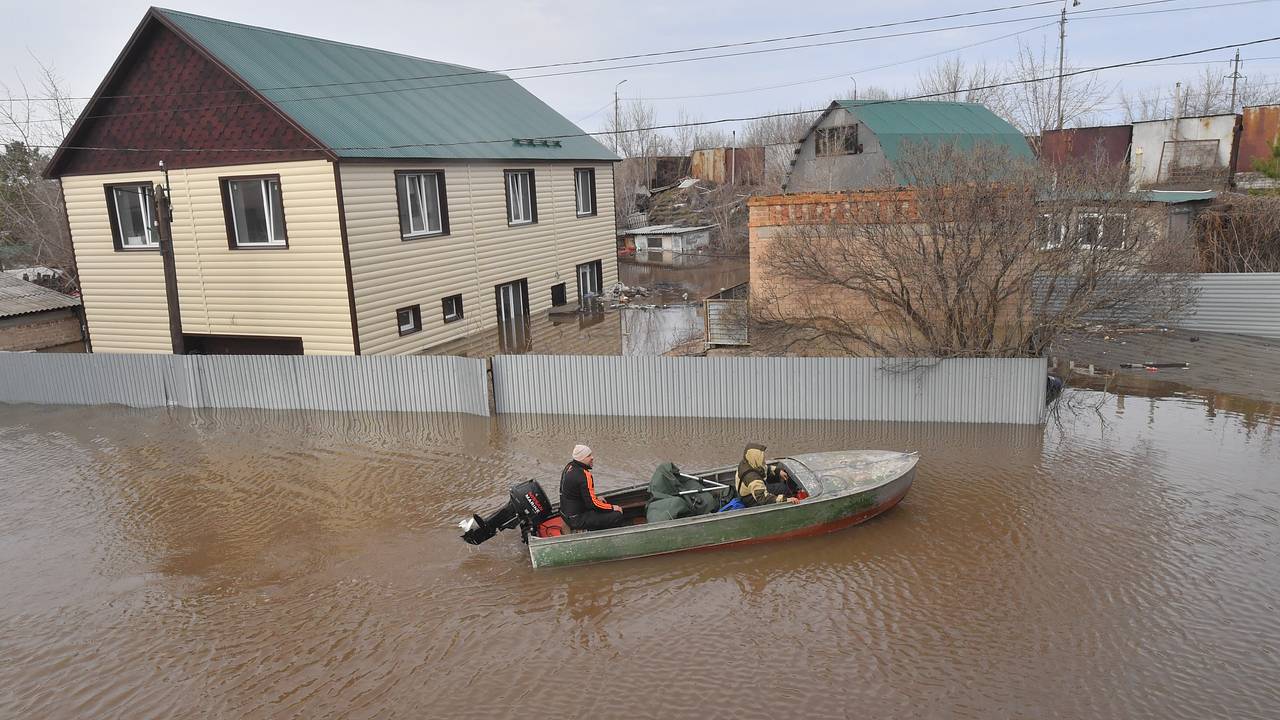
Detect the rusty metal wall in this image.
<box><xmin>0</xmin><ymin>353</ymin><xmax>491</xmax><ymax>415</ymax></box>
<box><xmin>491</xmin><ymin>355</ymin><xmax>1047</xmax><ymax>424</ymax></box>
<box><xmin>1040</xmin><ymin>126</ymin><xmax>1132</xmax><ymax>167</ymax></box>
<box><xmin>1236</xmin><ymin>105</ymin><xmax>1280</xmax><ymax>172</ymax></box>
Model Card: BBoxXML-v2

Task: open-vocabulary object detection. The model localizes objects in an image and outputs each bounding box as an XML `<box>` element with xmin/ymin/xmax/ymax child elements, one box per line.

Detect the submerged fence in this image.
<box><xmin>1178</xmin><ymin>273</ymin><xmax>1280</xmax><ymax>339</ymax></box>
<box><xmin>0</xmin><ymin>353</ymin><xmax>491</xmax><ymax>416</ymax></box>
<box><xmin>1</xmin><ymin>352</ymin><xmax>1047</xmax><ymax>424</ymax></box>
<box><xmin>492</xmin><ymin>355</ymin><xmax>1046</xmax><ymax>424</ymax></box>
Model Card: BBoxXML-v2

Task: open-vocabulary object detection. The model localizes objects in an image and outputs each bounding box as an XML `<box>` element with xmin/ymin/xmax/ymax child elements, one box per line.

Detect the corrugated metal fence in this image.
<box><xmin>492</xmin><ymin>355</ymin><xmax>1047</xmax><ymax>424</ymax></box>
<box><xmin>1178</xmin><ymin>273</ymin><xmax>1280</xmax><ymax>339</ymax></box>
<box><xmin>0</xmin><ymin>353</ymin><xmax>490</xmax><ymax>416</ymax></box>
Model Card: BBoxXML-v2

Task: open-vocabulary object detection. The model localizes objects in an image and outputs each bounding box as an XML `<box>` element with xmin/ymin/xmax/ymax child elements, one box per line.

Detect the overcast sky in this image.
<box><xmin>4</xmin><ymin>0</ymin><xmax>1280</xmax><ymax>144</ymax></box>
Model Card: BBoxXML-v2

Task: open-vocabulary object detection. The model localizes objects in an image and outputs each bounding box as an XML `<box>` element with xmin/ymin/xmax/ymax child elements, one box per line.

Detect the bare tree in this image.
<box><xmin>1121</xmin><ymin>64</ymin><xmax>1280</xmax><ymax>121</ymax></box>
<box><xmin>916</xmin><ymin>57</ymin><xmax>1006</xmax><ymax>107</ymax></box>
<box><xmin>998</xmin><ymin>40</ymin><xmax>1108</xmax><ymax>135</ymax></box>
<box><xmin>752</xmin><ymin>141</ymin><xmax>1196</xmax><ymax>357</ymax></box>
<box><xmin>1</xmin><ymin>61</ymin><xmax>80</xmax><ymax>290</ymax></box>
<box><xmin>1195</xmin><ymin>195</ymin><xmax>1280</xmax><ymax>272</ymax></box>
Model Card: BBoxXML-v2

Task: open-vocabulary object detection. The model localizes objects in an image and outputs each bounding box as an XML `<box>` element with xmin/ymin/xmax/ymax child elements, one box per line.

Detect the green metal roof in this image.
<box><xmin>834</xmin><ymin>100</ymin><xmax>1033</xmax><ymax>179</ymax></box>
<box><xmin>157</xmin><ymin>9</ymin><xmax>618</xmax><ymax>162</ymax></box>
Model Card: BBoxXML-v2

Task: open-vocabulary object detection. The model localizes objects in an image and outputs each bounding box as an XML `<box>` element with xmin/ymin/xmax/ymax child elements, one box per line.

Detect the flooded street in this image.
<box><xmin>1</xmin><ymin>389</ymin><xmax>1277</xmax><ymax>718</ymax></box>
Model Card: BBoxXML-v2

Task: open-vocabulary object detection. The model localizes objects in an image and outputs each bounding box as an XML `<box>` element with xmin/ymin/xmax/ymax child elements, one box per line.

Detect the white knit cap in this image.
<box><xmin>572</xmin><ymin>444</ymin><xmax>592</xmax><ymax>462</ymax></box>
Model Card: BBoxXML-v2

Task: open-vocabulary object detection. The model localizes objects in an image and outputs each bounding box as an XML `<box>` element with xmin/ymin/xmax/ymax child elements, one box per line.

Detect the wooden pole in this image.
<box><xmin>154</xmin><ymin>183</ymin><xmax>185</xmax><ymax>354</ymax></box>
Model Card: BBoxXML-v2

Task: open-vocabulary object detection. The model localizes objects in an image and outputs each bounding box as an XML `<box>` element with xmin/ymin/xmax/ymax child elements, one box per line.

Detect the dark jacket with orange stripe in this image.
<box><xmin>559</xmin><ymin>459</ymin><xmax>612</xmax><ymax>524</ymax></box>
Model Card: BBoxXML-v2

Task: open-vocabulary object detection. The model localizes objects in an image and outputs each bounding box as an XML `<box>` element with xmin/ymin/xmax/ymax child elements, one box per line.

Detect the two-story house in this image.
<box><xmin>47</xmin><ymin>8</ymin><xmax>618</xmax><ymax>355</ymax></box>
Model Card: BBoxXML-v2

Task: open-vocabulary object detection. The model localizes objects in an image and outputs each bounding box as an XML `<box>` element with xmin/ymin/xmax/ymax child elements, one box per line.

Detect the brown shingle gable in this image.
<box><xmin>48</xmin><ymin>13</ymin><xmax>325</xmax><ymax>177</ymax></box>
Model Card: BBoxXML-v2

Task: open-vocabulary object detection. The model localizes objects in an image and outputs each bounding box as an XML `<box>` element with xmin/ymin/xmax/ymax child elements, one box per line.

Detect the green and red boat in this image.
<box><xmin>460</xmin><ymin>450</ymin><xmax>917</xmax><ymax>569</ymax></box>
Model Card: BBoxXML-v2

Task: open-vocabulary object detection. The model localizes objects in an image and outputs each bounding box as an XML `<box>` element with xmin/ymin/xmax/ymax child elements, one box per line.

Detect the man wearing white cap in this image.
<box><xmin>559</xmin><ymin>444</ymin><xmax>626</xmax><ymax>531</ymax></box>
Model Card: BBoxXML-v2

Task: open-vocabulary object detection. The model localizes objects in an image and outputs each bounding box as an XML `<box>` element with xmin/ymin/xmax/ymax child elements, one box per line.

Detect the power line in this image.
<box><xmin>11</xmin><ymin>0</ymin><xmax>1070</xmax><ymax>103</ymax></box>
<box><xmin>7</xmin><ymin>0</ymin><xmax>1214</xmax><ymax>108</ymax></box>
<box><xmin>22</xmin><ymin>34</ymin><xmax>1280</xmax><ymax>155</ymax></box>
<box><xmin>12</xmin><ymin>0</ymin><xmax>1262</xmax><ymax>130</ymax></box>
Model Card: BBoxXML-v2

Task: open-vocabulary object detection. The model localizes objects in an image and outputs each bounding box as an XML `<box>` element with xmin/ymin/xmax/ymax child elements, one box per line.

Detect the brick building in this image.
<box><xmin>0</xmin><ymin>274</ymin><xmax>85</xmax><ymax>352</ymax></box>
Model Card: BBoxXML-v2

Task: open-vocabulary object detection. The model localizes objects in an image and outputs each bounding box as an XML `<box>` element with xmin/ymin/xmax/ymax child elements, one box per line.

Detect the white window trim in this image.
<box><xmin>228</xmin><ymin>178</ymin><xmax>286</xmax><ymax>247</ymax></box>
<box><xmin>112</xmin><ymin>185</ymin><xmax>159</xmax><ymax>248</ymax></box>
<box><xmin>1038</xmin><ymin>213</ymin><xmax>1067</xmax><ymax>251</ymax></box>
<box><xmin>443</xmin><ymin>295</ymin><xmax>463</xmax><ymax>323</ymax></box>
<box><xmin>401</xmin><ymin>172</ymin><xmax>445</xmax><ymax>239</ymax></box>
<box><xmin>397</xmin><ymin>306</ymin><xmax>421</xmax><ymax>335</ymax></box>
<box><xmin>1079</xmin><ymin>211</ymin><xmax>1128</xmax><ymax>251</ymax></box>
<box><xmin>575</xmin><ymin>168</ymin><xmax>595</xmax><ymax>217</ymax></box>
<box><xmin>507</xmin><ymin>171</ymin><xmax>534</xmax><ymax>225</ymax></box>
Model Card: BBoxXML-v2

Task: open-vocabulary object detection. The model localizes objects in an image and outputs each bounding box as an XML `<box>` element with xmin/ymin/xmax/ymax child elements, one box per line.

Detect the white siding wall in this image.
<box><xmin>62</xmin><ymin>159</ymin><xmax>354</xmax><ymax>354</ymax></box>
<box><xmin>1130</xmin><ymin>115</ymin><xmax>1239</xmax><ymax>189</ymax></box>
<box><xmin>340</xmin><ymin>161</ymin><xmax>617</xmax><ymax>354</ymax></box>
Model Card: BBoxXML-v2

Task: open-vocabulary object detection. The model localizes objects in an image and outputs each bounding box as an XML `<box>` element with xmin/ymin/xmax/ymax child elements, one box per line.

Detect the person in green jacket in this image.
<box><xmin>735</xmin><ymin>443</ymin><xmax>800</xmax><ymax>507</ymax></box>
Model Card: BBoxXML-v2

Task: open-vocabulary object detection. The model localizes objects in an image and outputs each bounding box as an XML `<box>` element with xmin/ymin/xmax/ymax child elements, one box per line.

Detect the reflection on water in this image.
<box><xmin>1</xmin><ymin>394</ymin><xmax>1277</xmax><ymax>718</ymax></box>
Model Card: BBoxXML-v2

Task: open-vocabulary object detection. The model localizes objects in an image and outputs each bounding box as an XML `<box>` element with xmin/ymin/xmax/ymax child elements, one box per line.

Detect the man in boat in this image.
<box><xmin>559</xmin><ymin>445</ymin><xmax>627</xmax><ymax>531</ymax></box>
<box><xmin>735</xmin><ymin>443</ymin><xmax>800</xmax><ymax>507</ymax></box>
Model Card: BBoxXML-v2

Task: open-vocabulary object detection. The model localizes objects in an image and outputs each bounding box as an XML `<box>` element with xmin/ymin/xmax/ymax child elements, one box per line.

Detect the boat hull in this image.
<box><xmin>527</xmin><ymin>451</ymin><xmax>915</xmax><ymax>568</ymax></box>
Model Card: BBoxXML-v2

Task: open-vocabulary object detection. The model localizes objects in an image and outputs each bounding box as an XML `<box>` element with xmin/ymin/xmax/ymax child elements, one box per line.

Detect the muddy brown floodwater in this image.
<box><xmin>1</xmin><ymin>389</ymin><xmax>1278</xmax><ymax>719</ymax></box>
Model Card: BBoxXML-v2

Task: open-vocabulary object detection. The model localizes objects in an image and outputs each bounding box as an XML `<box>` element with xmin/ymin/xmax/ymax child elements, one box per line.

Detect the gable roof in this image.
<box><xmin>0</xmin><ymin>274</ymin><xmax>80</xmax><ymax>320</ymax></box>
<box><xmin>833</xmin><ymin>100</ymin><xmax>1033</xmax><ymax>167</ymax></box>
<box><xmin>50</xmin><ymin>7</ymin><xmax>616</xmax><ymax>173</ymax></box>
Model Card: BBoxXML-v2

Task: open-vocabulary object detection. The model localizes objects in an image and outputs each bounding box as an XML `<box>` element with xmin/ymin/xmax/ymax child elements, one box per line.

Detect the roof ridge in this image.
<box><xmin>153</xmin><ymin>7</ymin><xmax>497</xmax><ymax>78</ymax></box>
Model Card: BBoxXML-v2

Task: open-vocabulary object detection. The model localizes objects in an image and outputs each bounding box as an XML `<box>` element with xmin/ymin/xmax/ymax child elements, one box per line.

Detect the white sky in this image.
<box><xmin>4</xmin><ymin>0</ymin><xmax>1280</xmax><ymax>144</ymax></box>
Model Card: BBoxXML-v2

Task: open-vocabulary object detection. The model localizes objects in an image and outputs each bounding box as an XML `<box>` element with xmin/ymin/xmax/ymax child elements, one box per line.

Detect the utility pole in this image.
<box><xmin>1056</xmin><ymin>0</ymin><xmax>1080</xmax><ymax>131</ymax></box>
<box><xmin>613</xmin><ymin>79</ymin><xmax>628</xmax><ymax>156</ymax></box>
<box><xmin>155</xmin><ymin>161</ymin><xmax>184</xmax><ymax>355</ymax></box>
<box><xmin>1229</xmin><ymin>48</ymin><xmax>1242</xmax><ymax>111</ymax></box>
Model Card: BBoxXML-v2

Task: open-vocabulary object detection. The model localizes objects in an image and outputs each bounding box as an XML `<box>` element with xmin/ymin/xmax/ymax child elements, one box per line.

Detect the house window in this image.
<box><xmin>105</xmin><ymin>184</ymin><xmax>159</xmax><ymax>250</ymax></box>
<box><xmin>574</xmin><ymin>168</ymin><xmax>596</xmax><ymax>217</ymax></box>
<box><xmin>505</xmin><ymin>170</ymin><xmax>537</xmax><ymax>225</ymax></box>
<box><xmin>442</xmin><ymin>294</ymin><xmax>464</xmax><ymax>323</ymax></box>
<box><xmin>396</xmin><ymin>304</ymin><xmax>422</xmax><ymax>335</ymax></box>
<box><xmin>576</xmin><ymin>260</ymin><xmax>603</xmax><ymax>303</ymax></box>
<box><xmin>1080</xmin><ymin>212</ymin><xmax>1128</xmax><ymax>250</ymax></box>
<box><xmin>396</xmin><ymin>171</ymin><xmax>448</xmax><ymax>238</ymax></box>
<box><xmin>551</xmin><ymin>283</ymin><xmax>567</xmax><ymax>307</ymax></box>
<box><xmin>1036</xmin><ymin>213</ymin><xmax>1067</xmax><ymax>250</ymax></box>
<box><xmin>221</xmin><ymin>176</ymin><xmax>287</xmax><ymax>248</ymax></box>
<box><xmin>816</xmin><ymin>125</ymin><xmax>859</xmax><ymax>157</ymax></box>
<box><xmin>646</xmin><ymin>237</ymin><xmax>664</xmax><ymax>249</ymax></box>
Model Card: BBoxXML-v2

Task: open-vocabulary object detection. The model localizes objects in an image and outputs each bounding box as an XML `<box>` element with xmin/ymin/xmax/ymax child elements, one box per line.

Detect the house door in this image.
<box><xmin>494</xmin><ymin>279</ymin><xmax>531</xmax><ymax>353</ymax></box>
<box><xmin>576</xmin><ymin>260</ymin><xmax>603</xmax><ymax>304</ymax></box>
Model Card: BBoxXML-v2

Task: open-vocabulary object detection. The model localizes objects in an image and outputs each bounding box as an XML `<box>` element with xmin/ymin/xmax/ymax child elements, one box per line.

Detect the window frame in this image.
<box><xmin>394</xmin><ymin>170</ymin><xmax>450</xmax><ymax>240</ymax></box>
<box><xmin>104</xmin><ymin>182</ymin><xmax>160</xmax><ymax>252</ymax></box>
<box><xmin>576</xmin><ymin>259</ymin><xmax>604</xmax><ymax>304</ymax></box>
<box><xmin>573</xmin><ymin>167</ymin><xmax>597</xmax><ymax>217</ymax></box>
<box><xmin>1036</xmin><ymin>212</ymin><xmax>1068</xmax><ymax>250</ymax></box>
<box><xmin>1079</xmin><ymin>211</ymin><xmax>1129</xmax><ymax>251</ymax></box>
<box><xmin>504</xmin><ymin>169</ymin><xmax>538</xmax><ymax>226</ymax></box>
<box><xmin>551</xmin><ymin>282</ymin><xmax>568</xmax><ymax>307</ymax></box>
<box><xmin>396</xmin><ymin>304</ymin><xmax>422</xmax><ymax>336</ymax></box>
<box><xmin>441</xmin><ymin>294</ymin><xmax>464</xmax><ymax>324</ymax></box>
<box><xmin>815</xmin><ymin>125</ymin><xmax>860</xmax><ymax>157</ymax></box>
<box><xmin>219</xmin><ymin>174</ymin><xmax>289</xmax><ymax>250</ymax></box>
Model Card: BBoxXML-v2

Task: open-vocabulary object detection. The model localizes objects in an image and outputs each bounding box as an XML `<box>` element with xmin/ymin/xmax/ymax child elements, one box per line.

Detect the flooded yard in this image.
<box><xmin>1</xmin><ymin>382</ymin><xmax>1277</xmax><ymax>718</ymax></box>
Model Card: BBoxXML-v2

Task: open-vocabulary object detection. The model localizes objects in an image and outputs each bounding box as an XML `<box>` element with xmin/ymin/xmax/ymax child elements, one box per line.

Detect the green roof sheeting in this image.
<box><xmin>835</xmin><ymin>100</ymin><xmax>1033</xmax><ymax>176</ymax></box>
<box><xmin>157</xmin><ymin>9</ymin><xmax>618</xmax><ymax>162</ymax></box>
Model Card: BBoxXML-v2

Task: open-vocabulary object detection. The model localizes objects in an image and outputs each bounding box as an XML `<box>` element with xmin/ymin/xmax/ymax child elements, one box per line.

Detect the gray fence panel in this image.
<box><xmin>1178</xmin><ymin>273</ymin><xmax>1280</xmax><ymax>339</ymax></box>
<box><xmin>491</xmin><ymin>355</ymin><xmax>1046</xmax><ymax>424</ymax></box>
<box><xmin>0</xmin><ymin>353</ymin><xmax>490</xmax><ymax>416</ymax></box>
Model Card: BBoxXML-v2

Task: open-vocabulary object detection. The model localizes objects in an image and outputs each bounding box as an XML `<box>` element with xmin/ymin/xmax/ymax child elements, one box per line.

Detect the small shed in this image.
<box><xmin>0</xmin><ymin>273</ymin><xmax>85</xmax><ymax>352</ymax></box>
<box><xmin>621</xmin><ymin>224</ymin><xmax>715</xmax><ymax>262</ymax></box>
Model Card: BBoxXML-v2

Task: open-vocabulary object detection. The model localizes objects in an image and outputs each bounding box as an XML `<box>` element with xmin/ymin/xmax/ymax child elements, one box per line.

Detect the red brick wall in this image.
<box><xmin>52</xmin><ymin>18</ymin><xmax>323</xmax><ymax>177</ymax></box>
<box><xmin>0</xmin><ymin>310</ymin><xmax>85</xmax><ymax>352</ymax></box>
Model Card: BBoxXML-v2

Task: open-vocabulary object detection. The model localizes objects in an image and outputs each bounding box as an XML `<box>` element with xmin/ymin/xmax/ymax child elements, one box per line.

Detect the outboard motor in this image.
<box><xmin>459</xmin><ymin>480</ymin><xmax>556</xmax><ymax>545</ymax></box>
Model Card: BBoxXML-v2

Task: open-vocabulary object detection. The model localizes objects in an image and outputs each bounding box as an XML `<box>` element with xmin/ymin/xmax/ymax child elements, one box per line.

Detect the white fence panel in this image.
<box><xmin>1178</xmin><ymin>273</ymin><xmax>1280</xmax><ymax>339</ymax></box>
<box><xmin>492</xmin><ymin>355</ymin><xmax>1046</xmax><ymax>424</ymax></box>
